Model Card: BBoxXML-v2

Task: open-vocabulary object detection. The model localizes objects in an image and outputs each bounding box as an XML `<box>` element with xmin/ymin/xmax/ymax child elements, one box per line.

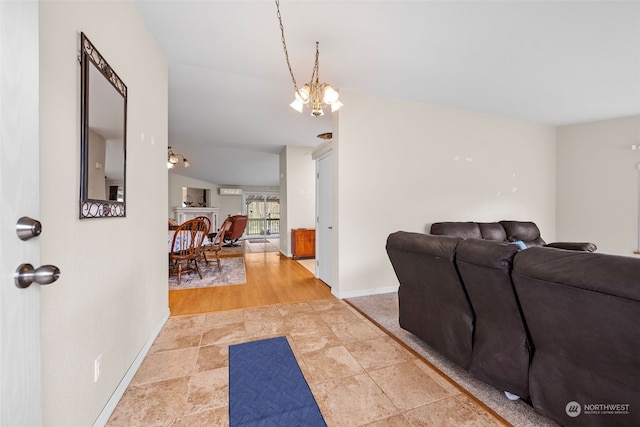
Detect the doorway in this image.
<box><xmin>243</xmin><ymin>192</ymin><xmax>280</xmax><ymax>252</ymax></box>
<box><xmin>316</xmin><ymin>153</ymin><xmax>333</xmax><ymax>287</ymax></box>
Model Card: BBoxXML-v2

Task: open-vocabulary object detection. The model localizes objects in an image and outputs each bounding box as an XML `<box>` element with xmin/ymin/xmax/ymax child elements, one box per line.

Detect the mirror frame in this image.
<box><xmin>79</xmin><ymin>32</ymin><xmax>127</xmax><ymax>219</ymax></box>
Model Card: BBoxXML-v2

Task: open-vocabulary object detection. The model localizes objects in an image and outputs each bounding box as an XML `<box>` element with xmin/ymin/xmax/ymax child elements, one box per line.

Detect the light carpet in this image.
<box><xmin>346</xmin><ymin>292</ymin><xmax>557</xmax><ymax>427</ymax></box>
<box><xmin>168</xmin><ymin>256</ymin><xmax>246</xmax><ymax>290</ymax></box>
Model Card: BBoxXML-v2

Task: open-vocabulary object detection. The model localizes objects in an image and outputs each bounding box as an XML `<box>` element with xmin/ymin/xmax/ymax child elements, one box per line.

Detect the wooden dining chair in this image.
<box><xmin>194</xmin><ymin>216</ymin><xmax>212</xmax><ymax>265</ymax></box>
<box><xmin>169</xmin><ymin>218</ymin><xmax>208</xmax><ymax>286</ymax></box>
<box><xmin>208</xmin><ymin>218</ymin><xmax>231</xmax><ymax>271</ymax></box>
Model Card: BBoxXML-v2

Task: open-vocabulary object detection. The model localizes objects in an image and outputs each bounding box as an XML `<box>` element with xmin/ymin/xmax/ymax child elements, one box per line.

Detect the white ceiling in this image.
<box><xmin>133</xmin><ymin>1</ymin><xmax>640</xmax><ymax>187</ymax></box>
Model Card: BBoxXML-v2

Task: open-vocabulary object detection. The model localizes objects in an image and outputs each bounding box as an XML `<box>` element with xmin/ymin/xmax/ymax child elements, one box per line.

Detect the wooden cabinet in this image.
<box><xmin>291</xmin><ymin>228</ymin><xmax>315</xmax><ymax>259</ymax></box>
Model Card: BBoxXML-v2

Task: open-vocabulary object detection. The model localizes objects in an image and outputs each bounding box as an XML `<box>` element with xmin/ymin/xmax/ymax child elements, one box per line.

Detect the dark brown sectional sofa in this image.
<box><xmin>386</xmin><ymin>221</ymin><xmax>639</xmax><ymax>427</ymax></box>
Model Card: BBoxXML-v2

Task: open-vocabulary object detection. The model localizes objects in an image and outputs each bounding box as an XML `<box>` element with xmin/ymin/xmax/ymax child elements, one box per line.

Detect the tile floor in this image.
<box><xmin>221</xmin><ymin>238</ymin><xmax>280</xmax><ymax>255</ymax></box>
<box><xmin>107</xmin><ymin>300</ymin><xmax>504</xmax><ymax>426</ymax></box>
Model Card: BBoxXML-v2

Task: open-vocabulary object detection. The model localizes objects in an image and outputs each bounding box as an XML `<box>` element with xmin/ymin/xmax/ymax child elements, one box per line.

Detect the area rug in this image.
<box><xmin>229</xmin><ymin>336</ymin><xmax>326</xmax><ymax>427</ymax></box>
<box><xmin>168</xmin><ymin>256</ymin><xmax>246</xmax><ymax>290</ymax></box>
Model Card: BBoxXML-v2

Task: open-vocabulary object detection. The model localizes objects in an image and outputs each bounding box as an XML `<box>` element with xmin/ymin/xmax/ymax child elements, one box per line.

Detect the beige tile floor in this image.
<box><xmin>107</xmin><ymin>300</ymin><xmax>506</xmax><ymax>426</ymax></box>
<box><xmin>221</xmin><ymin>238</ymin><xmax>280</xmax><ymax>255</ymax></box>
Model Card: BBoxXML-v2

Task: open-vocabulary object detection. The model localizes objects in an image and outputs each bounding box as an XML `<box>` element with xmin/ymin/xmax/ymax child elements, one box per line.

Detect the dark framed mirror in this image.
<box><xmin>80</xmin><ymin>32</ymin><xmax>127</xmax><ymax>219</ymax></box>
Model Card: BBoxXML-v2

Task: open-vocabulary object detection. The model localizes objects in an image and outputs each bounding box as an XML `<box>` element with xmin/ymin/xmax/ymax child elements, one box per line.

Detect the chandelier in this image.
<box><xmin>275</xmin><ymin>0</ymin><xmax>343</xmax><ymax>117</ymax></box>
<box><xmin>167</xmin><ymin>147</ymin><xmax>190</xmax><ymax>169</ymax></box>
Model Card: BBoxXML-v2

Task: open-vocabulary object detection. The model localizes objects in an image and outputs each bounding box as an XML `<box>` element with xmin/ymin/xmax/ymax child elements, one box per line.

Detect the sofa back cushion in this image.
<box><xmin>499</xmin><ymin>220</ymin><xmax>546</xmax><ymax>247</ymax></box>
<box><xmin>477</xmin><ymin>222</ymin><xmax>507</xmax><ymax>241</ymax></box>
<box><xmin>430</xmin><ymin>222</ymin><xmax>481</xmax><ymax>239</ymax></box>
<box><xmin>386</xmin><ymin>231</ymin><xmax>474</xmax><ymax>369</ymax></box>
<box><xmin>456</xmin><ymin>239</ymin><xmax>530</xmax><ymax>397</ymax></box>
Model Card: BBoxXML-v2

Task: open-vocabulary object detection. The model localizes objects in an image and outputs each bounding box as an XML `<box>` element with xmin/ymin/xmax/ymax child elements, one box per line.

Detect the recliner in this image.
<box><xmin>512</xmin><ymin>247</ymin><xmax>640</xmax><ymax>427</ymax></box>
<box><xmin>456</xmin><ymin>238</ymin><xmax>531</xmax><ymax>399</ymax></box>
<box><xmin>386</xmin><ymin>231</ymin><xmax>474</xmax><ymax>369</ymax></box>
<box><xmin>224</xmin><ymin>215</ymin><xmax>248</xmax><ymax>247</ymax></box>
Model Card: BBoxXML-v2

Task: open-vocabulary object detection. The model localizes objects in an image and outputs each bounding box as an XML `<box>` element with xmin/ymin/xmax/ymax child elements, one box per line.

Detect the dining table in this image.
<box><xmin>168</xmin><ymin>230</ymin><xmax>210</xmax><ymax>253</ymax></box>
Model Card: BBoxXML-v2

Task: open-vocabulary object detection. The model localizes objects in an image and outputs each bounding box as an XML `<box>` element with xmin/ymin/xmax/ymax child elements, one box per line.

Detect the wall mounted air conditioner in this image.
<box><xmin>219</xmin><ymin>188</ymin><xmax>243</xmax><ymax>196</ymax></box>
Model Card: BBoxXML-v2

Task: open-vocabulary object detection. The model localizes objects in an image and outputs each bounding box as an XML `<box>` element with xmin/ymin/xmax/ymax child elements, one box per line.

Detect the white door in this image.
<box><xmin>316</xmin><ymin>153</ymin><xmax>333</xmax><ymax>286</ymax></box>
<box><xmin>0</xmin><ymin>1</ymin><xmax>43</xmax><ymax>425</ymax></box>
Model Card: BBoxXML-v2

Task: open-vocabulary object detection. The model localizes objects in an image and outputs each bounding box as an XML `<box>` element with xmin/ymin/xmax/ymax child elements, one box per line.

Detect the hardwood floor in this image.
<box><xmin>169</xmin><ymin>251</ymin><xmax>334</xmax><ymax>316</ymax></box>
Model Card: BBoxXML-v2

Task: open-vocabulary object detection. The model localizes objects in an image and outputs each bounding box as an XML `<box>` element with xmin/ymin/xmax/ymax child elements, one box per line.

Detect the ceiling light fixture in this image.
<box><xmin>275</xmin><ymin>0</ymin><xmax>343</xmax><ymax>117</ymax></box>
<box><xmin>167</xmin><ymin>147</ymin><xmax>190</xmax><ymax>169</ymax></box>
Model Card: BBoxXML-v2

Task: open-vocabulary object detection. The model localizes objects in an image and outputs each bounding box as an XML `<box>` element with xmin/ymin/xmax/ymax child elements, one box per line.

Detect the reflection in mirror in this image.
<box><xmin>80</xmin><ymin>33</ymin><xmax>127</xmax><ymax>218</ymax></box>
<box><xmin>182</xmin><ymin>187</ymin><xmax>209</xmax><ymax>207</ymax></box>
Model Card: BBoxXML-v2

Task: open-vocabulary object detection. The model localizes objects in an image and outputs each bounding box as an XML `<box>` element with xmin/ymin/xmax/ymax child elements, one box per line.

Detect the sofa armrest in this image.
<box><xmin>545</xmin><ymin>241</ymin><xmax>597</xmax><ymax>252</ymax></box>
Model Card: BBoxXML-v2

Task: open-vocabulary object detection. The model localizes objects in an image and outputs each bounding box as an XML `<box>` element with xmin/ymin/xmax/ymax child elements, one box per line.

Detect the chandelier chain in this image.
<box><xmin>275</xmin><ymin>0</ymin><xmax>342</xmax><ymax>116</ymax></box>
<box><xmin>312</xmin><ymin>42</ymin><xmax>320</xmax><ymax>84</ymax></box>
<box><xmin>275</xmin><ymin>0</ymin><xmax>300</xmax><ymax>93</ymax></box>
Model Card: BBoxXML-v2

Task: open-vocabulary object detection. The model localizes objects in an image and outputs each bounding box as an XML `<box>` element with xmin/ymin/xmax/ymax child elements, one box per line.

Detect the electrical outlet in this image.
<box><xmin>94</xmin><ymin>354</ymin><xmax>102</xmax><ymax>383</ymax></box>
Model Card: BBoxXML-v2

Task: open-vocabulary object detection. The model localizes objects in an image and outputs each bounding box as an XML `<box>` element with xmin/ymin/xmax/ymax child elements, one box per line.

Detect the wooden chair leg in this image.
<box><xmin>194</xmin><ymin>259</ymin><xmax>203</xmax><ymax>279</ymax></box>
<box><xmin>216</xmin><ymin>253</ymin><xmax>221</xmax><ymax>271</ymax></box>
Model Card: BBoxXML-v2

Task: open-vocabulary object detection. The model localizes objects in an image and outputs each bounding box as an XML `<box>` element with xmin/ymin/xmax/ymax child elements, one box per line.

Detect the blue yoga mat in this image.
<box><xmin>229</xmin><ymin>336</ymin><xmax>327</xmax><ymax>427</ymax></box>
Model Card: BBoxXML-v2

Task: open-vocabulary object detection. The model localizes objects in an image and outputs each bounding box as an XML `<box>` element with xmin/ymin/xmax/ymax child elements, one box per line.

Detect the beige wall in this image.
<box><xmin>557</xmin><ymin>115</ymin><xmax>640</xmax><ymax>255</ymax></box>
<box><xmin>219</xmin><ymin>194</ymin><xmax>243</xmax><ymax>220</ymax></box>
<box><xmin>332</xmin><ymin>90</ymin><xmax>557</xmax><ymax>297</ymax></box>
<box><xmin>39</xmin><ymin>1</ymin><xmax>168</xmax><ymax>425</ymax></box>
<box><xmin>279</xmin><ymin>146</ymin><xmax>316</xmax><ymax>256</ymax></box>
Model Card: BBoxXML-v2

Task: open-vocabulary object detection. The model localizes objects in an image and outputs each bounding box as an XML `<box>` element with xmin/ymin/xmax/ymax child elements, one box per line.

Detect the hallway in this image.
<box><xmin>105</xmin><ymin>253</ymin><xmax>506</xmax><ymax>426</ymax></box>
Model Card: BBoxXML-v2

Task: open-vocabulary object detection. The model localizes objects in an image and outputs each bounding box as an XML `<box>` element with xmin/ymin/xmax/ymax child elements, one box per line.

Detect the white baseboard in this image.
<box><xmin>92</xmin><ymin>309</ymin><xmax>170</xmax><ymax>427</ymax></box>
<box><xmin>335</xmin><ymin>286</ymin><xmax>398</xmax><ymax>299</ymax></box>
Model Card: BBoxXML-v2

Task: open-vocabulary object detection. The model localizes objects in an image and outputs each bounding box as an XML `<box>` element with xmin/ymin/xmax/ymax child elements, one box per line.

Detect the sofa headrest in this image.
<box><xmin>513</xmin><ymin>247</ymin><xmax>640</xmax><ymax>302</ymax></box>
<box><xmin>387</xmin><ymin>231</ymin><xmax>462</xmax><ymax>261</ymax></box>
<box><xmin>499</xmin><ymin>221</ymin><xmax>546</xmax><ymax>246</ymax></box>
<box><xmin>430</xmin><ymin>222</ymin><xmax>481</xmax><ymax>239</ymax></box>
